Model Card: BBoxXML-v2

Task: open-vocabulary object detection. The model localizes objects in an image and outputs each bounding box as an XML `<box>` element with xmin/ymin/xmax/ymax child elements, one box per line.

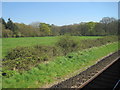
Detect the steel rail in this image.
<box><xmin>79</xmin><ymin>56</ymin><xmax>120</xmax><ymax>88</ymax></box>
<box><xmin>113</xmin><ymin>80</ymin><xmax>120</xmax><ymax>90</ymax></box>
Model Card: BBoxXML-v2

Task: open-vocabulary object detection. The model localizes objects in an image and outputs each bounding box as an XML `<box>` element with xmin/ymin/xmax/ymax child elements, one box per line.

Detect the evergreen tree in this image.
<box><xmin>6</xmin><ymin>18</ymin><xmax>18</xmax><ymax>33</ymax></box>
<box><xmin>1</xmin><ymin>18</ymin><xmax>7</xmax><ymax>29</ymax></box>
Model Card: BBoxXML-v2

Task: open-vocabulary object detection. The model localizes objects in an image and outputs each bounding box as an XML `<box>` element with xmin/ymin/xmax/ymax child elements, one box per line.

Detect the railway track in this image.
<box><xmin>81</xmin><ymin>57</ymin><xmax>120</xmax><ymax>89</ymax></box>
<box><xmin>49</xmin><ymin>50</ymin><xmax>120</xmax><ymax>89</ymax></box>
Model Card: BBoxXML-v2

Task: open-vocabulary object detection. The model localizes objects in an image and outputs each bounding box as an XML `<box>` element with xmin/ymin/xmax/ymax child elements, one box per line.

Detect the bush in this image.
<box><xmin>3</xmin><ymin>45</ymin><xmax>62</xmax><ymax>72</ymax></box>
<box><xmin>6</xmin><ymin>47</ymin><xmax>36</xmax><ymax>60</ymax></box>
<box><xmin>3</xmin><ymin>57</ymin><xmax>38</xmax><ymax>72</ymax></box>
<box><xmin>56</xmin><ymin>35</ymin><xmax>80</xmax><ymax>55</ymax></box>
<box><xmin>34</xmin><ymin>45</ymin><xmax>61</xmax><ymax>57</ymax></box>
<box><xmin>80</xmin><ymin>36</ymin><xmax>118</xmax><ymax>49</ymax></box>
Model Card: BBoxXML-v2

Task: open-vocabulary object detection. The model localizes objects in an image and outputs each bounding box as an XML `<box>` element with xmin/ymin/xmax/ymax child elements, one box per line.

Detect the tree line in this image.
<box><xmin>0</xmin><ymin>17</ymin><xmax>118</xmax><ymax>38</ymax></box>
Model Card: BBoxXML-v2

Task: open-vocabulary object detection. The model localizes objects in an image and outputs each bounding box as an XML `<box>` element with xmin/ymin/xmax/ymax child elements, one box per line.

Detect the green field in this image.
<box><xmin>2</xmin><ymin>36</ymin><xmax>101</xmax><ymax>57</ymax></box>
<box><xmin>2</xmin><ymin>42</ymin><xmax>119</xmax><ymax>88</ymax></box>
<box><xmin>2</xmin><ymin>36</ymin><xmax>119</xmax><ymax>88</ymax></box>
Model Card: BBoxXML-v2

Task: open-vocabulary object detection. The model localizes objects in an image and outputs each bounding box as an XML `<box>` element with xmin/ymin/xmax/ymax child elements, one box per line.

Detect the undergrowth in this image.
<box><xmin>2</xmin><ymin>42</ymin><xmax>119</xmax><ymax>88</ymax></box>
<box><xmin>2</xmin><ymin>36</ymin><xmax>118</xmax><ymax>75</ymax></box>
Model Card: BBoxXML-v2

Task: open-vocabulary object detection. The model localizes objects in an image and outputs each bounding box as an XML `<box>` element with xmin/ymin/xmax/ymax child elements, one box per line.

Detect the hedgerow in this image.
<box><xmin>2</xmin><ymin>35</ymin><xmax>118</xmax><ymax>76</ymax></box>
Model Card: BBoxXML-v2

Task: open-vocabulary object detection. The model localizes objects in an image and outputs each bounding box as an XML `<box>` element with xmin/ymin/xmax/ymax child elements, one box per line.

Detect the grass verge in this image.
<box><xmin>2</xmin><ymin>42</ymin><xmax>119</xmax><ymax>88</ymax></box>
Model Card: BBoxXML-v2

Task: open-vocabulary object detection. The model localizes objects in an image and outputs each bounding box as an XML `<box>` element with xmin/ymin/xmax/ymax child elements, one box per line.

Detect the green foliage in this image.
<box><xmin>3</xmin><ymin>57</ymin><xmax>40</xmax><ymax>72</ymax></box>
<box><xmin>2</xmin><ymin>70</ymin><xmax>18</xmax><ymax>78</ymax></box>
<box><xmin>2</xmin><ymin>36</ymin><xmax>101</xmax><ymax>57</ymax></box>
<box><xmin>56</xmin><ymin>35</ymin><xmax>80</xmax><ymax>55</ymax></box>
<box><xmin>3</xmin><ymin>45</ymin><xmax>61</xmax><ymax>72</ymax></box>
<box><xmin>6</xmin><ymin>18</ymin><xmax>18</xmax><ymax>33</ymax></box>
<box><xmin>6</xmin><ymin>47</ymin><xmax>37</xmax><ymax>60</ymax></box>
<box><xmin>2</xmin><ymin>29</ymin><xmax>13</xmax><ymax>38</ymax></box>
<box><xmin>39</xmin><ymin>23</ymin><xmax>51</xmax><ymax>36</ymax></box>
<box><xmin>15</xmin><ymin>23</ymin><xmax>40</xmax><ymax>37</ymax></box>
<box><xmin>86</xmin><ymin>22</ymin><xmax>96</xmax><ymax>35</ymax></box>
<box><xmin>2</xmin><ymin>42</ymin><xmax>119</xmax><ymax>88</ymax></box>
<box><xmin>2</xmin><ymin>35</ymin><xmax>118</xmax><ymax>75</ymax></box>
<box><xmin>1</xmin><ymin>17</ymin><xmax>7</xmax><ymax>29</ymax></box>
<box><xmin>56</xmin><ymin>35</ymin><xmax>118</xmax><ymax>55</ymax></box>
<box><xmin>1</xmin><ymin>17</ymin><xmax>118</xmax><ymax>37</ymax></box>
<box><xmin>80</xmin><ymin>36</ymin><xmax>118</xmax><ymax>49</ymax></box>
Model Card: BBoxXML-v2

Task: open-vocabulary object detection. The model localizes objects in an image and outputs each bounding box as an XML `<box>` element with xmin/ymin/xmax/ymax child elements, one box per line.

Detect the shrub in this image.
<box><xmin>80</xmin><ymin>36</ymin><xmax>118</xmax><ymax>49</ymax></box>
<box><xmin>3</xmin><ymin>45</ymin><xmax>62</xmax><ymax>72</ymax></box>
<box><xmin>56</xmin><ymin>35</ymin><xmax>80</xmax><ymax>55</ymax></box>
<box><xmin>5</xmin><ymin>47</ymin><xmax>37</xmax><ymax>60</ymax></box>
<box><xmin>34</xmin><ymin>45</ymin><xmax>61</xmax><ymax>57</ymax></box>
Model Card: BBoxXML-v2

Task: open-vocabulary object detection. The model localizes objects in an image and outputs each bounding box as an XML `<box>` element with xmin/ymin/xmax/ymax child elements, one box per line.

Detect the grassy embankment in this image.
<box><xmin>2</xmin><ymin>42</ymin><xmax>119</xmax><ymax>88</ymax></box>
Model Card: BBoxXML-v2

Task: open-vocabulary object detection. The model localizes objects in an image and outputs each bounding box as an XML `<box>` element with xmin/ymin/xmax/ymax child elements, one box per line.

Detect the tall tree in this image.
<box><xmin>6</xmin><ymin>18</ymin><xmax>18</xmax><ymax>33</ymax></box>
<box><xmin>39</xmin><ymin>23</ymin><xmax>51</xmax><ymax>36</ymax></box>
<box><xmin>100</xmin><ymin>17</ymin><xmax>116</xmax><ymax>35</ymax></box>
<box><xmin>1</xmin><ymin>18</ymin><xmax>7</xmax><ymax>29</ymax></box>
<box><xmin>51</xmin><ymin>24</ymin><xmax>60</xmax><ymax>36</ymax></box>
<box><xmin>86</xmin><ymin>22</ymin><xmax>96</xmax><ymax>35</ymax></box>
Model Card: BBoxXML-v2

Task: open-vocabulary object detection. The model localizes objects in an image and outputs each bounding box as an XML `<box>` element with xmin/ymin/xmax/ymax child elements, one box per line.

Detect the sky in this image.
<box><xmin>2</xmin><ymin>2</ymin><xmax>118</xmax><ymax>26</ymax></box>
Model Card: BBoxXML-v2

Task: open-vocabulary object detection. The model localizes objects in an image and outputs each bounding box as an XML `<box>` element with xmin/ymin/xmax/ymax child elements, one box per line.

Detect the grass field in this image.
<box><xmin>2</xmin><ymin>36</ymin><xmax>102</xmax><ymax>57</ymax></box>
<box><xmin>2</xmin><ymin>42</ymin><xmax>119</xmax><ymax>88</ymax></box>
